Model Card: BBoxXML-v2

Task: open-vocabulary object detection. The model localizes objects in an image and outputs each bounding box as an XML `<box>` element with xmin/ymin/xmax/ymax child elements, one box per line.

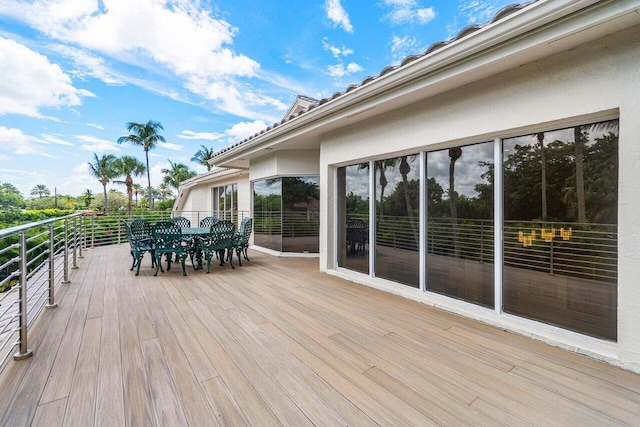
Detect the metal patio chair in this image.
<box><xmin>152</xmin><ymin>221</ymin><xmax>188</xmax><ymax>276</ymax></box>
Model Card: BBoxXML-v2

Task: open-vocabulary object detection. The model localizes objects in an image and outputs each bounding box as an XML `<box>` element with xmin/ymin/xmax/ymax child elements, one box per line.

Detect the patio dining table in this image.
<box><xmin>181</xmin><ymin>226</ymin><xmax>212</xmax><ymax>270</ymax></box>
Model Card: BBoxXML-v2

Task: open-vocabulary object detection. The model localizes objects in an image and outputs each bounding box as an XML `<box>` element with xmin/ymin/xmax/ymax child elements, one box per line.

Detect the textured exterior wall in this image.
<box><xmin>319</xmin><ymin>25</ymin><xmax>640</xmax><ymax>371</ymax></box>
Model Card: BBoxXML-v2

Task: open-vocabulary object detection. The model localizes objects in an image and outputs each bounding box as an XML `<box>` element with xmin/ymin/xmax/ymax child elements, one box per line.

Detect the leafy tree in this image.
<box><xmin>88</xmin><ymin>153</ymin><xmax>117</xmax><ymax>213</ymax></box>
<box><xmin>161</xmin><ymin>160</ymin><xmax>196</xmax><ymax>192</ymax></box>
<box><xmin>26</xmin><ymin>195</ymin><xmax>76</xmax><ymax>210</ymax></box>
<box><xmin>90</xmin><ymin>189</ymin><xmax>127</xmax><ymax>212</ymax></box>
<box><xmin>30</xmin><ymin>184</ymin><xmax>50</xmax><ymax>198</ymax></box>
<box><xmin>81</xmin><ymin>189</ymin><xmax>94</xmax><ymax>208</ymax></box>
<box><xmin>113</xmin><ymin>155</ymin><xmax>146</xmax><ymax>217</ymax></box>
<box><xmin>191</xmin><ymin>145</ymin><xmax>214</xmax><ymax>171</ymax></box>
<box><xmin>0</xmin><ymin>182</ymin><xmax>24</xmax><ymax>209</ymax></box>
<box><xmin>117</xmin><ymin>120</ymin><xmax>165</xmax><ymax>210</ymax></box>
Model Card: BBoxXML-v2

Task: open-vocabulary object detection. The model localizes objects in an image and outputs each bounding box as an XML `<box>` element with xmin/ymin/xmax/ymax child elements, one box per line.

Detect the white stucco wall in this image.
<box><xmin>249</xmin><ymin>150</ymin><xmax>320</xmax><ymax>181</ymax></box>
<box><xmin>319</xmin><ymin>25</ymin><xmax>640</xmax><ymax>371</ymax></box>
<box><xmin>176</xmin><ymin>169</ymin><xmax>251</xmax><ymax>226</ymax></box>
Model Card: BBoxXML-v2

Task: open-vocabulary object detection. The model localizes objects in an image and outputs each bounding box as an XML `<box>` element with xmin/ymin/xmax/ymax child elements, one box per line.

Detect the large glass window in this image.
<box><xmin>253</xmin><ymin>179</ymin><xmax>282</xmax><ymax>251</ymax></box>
<box><xmin>282</xmin><ymin>177</ymin><xmax>320</xmax><ymax>253</ymax></box>
<box><xmin>374</xmin><ymin>155</ymin><xmax>420</xmax><ymax>287</ymax></box>
<box><xmin>212</xmin><ymin>183</ymin><xmax>237</xmax><ymax>222</ymax></box>
<box><xmin>503</xmin><ymin>120</ymin><xmax>618</xmax><ymax>340</ymax></box>
<box><xmin>337</xmin><ymin>164</ymin><xmax>370</xmax><ymax>274</ymax></box>
<box><xmin>253</xmin><ymin>177</ymin><xmax>320</xmax><ymax>253</ymax></box>
<box><xmin>426</xmin><ymin>142</ymin><xmax>494</xmax><ymax>306</ymax></box>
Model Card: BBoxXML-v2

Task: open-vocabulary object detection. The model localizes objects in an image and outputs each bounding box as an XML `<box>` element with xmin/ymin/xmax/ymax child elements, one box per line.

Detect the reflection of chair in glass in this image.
<box><xmin>152</xmin><ymin>221</ymin><xmax>188</xmax><ymax>276</ymax></box>
<box><xmin>201</xmin><ymin>220</ymin><xmax>236</xmax><ymax>273</ymax></box>
<box><xmin>233</xmin><ymin>218</ymin><xmax>253</xmax><ymax>266</ymax></box>
<box><xmin>199</xmin><ymin>216</ymin><xmax>220</xmax><ymax>227</ymax></box>
<box><xmin>125</xmin><ymin>219</ymin><xmax>156</xmax><ymax>275</ymax></box>
<box><xmin>346</xmin><ymin>218</ymin><xmax>368</xmax><ymax>254</ymax></box>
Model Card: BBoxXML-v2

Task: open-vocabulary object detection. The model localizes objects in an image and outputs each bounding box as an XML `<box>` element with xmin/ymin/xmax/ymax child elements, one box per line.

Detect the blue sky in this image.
<box><xmin>0</xmin><ymin>0</ymin><xmax>515</xmax><ymax>198</ymax></box>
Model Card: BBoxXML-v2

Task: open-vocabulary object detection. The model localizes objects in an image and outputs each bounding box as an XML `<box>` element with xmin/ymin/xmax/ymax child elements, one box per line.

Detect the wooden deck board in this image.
<box><xmin>0</xmin><ymin>244</ymin><xmax>638</xmax><ymax>426</ymax></box>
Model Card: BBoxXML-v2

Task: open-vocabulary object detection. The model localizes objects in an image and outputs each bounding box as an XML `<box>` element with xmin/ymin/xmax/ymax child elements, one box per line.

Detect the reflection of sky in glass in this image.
<box><xmin>253</xmin><ymin>178</ymin><xmax>281</xmax><ymax>197</ymax></box>
<box><xmin>375</xmin><ymin>155</ymin><xmax>420</xmax><ymax>198</ymax></box>
<box><xmin>345</xmin><ymin>163</ymin><xmax>369</xmax><ymax>199</ymax></box>
<box><xmin>504</xmin><ymin>120</ymin><xmax>619</xmax><ymax>153</ymax></box>
<box><xmin>427</xmin><ymin>142</ymin><xmax>493</xmax><ymax>198</ymax></box>
<box><xmin>299</xmin><ymin>176</ymin><xmax>320</xmax><ymax>186</ymax></box>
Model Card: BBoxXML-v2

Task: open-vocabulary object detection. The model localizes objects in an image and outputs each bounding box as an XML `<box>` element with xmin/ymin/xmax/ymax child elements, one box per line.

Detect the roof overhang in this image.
<box><xmin>211</xmin><ymin>0</ymin><xmax>640</xmax><ymax>169</ymax></box>
<box><xmin>172</xmin><ymin>167</ymin><xmax>245</xmax><ymax>212</ymax></box>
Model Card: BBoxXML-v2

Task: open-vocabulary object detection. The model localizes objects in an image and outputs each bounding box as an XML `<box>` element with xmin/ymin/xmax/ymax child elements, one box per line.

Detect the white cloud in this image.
<box><xmin>54</xmin><ymin>45</ymin><xmax>124</xmax><ymax>85</ymax></box>
<box><xmin>328</xmin><ymin>62</ymin><xmax>363</xmax><ymax>78</ymax></box>
<box><xmin>0</xmin><ymin>37</ymin><xmax>92</xmax><ymax>117</ymax></box>
<box><xmin>0</xmin><ymin>0</ymin><xmax>285</xmax><ymax>121</ymax></box>
<box><xmin>86</xmin><ymin>123</ymin><xmax>105</xmax><ymax>130</ymax></box>
<box><xmin>177</xmin><ymin>130</ymin><xmax>224</xmax><ymax>141</ymax></box>
<box><xmin>76</xmin><ymin>135</ymin><xmax>121</xmax><ymax>152</ymax></box>
<box><xmin>0</xmin><ymin>126</ymin><xmax>42</xmax><ymax>154</ymax></box>
<box><xmin>224</xmin><ymin>120</ymin><xmax>268</xmax><ymax>142</ymax></box>
<box><xmin>325</xmin><ymin>0</ymin><xmax>353</xmax><ymax>33</ymax></box>
<box><xmin>40</xmin><ymin>134</ymin><xmax>75</xmax><ymax>146</ymax></box>
<box><xmin>382</xmin><ymin>0</ymin><xmax>435</xmax><ymax>26</ymax></box>
<box><xmin>390</xmin><ymin>35</ymin><xmax>423</xmax><ymax>61</ymax></box>
<box><xmin>322</xmin><ymin>38</ymin><xmax>354</xmax><ymax>58</ymax></box>
<box><xmin>447</xmin><ymin>0</ymin><xmax>513</xmax><ymax>37</ymax></box>
<box><xmin>158</xmin><ymin>141</ymin><xmax>184</xmax><ymax>151</ymax></box>
<box><xmin>0</xmin><ymin>127</ymin><xmax>75</xmax><ymax>157</ymax></box>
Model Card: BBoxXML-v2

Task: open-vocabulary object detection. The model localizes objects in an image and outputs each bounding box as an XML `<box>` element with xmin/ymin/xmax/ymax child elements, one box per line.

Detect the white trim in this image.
<box><xmin>494</xmin><ymin>137</ymin><xmax>503</xmax><ymax>314</ymax></box>
<box><xmin>369</xmin><ymin>160</ymin><xmax>375</xmax><ymax>278</ymax></box>
<box><xmin>419</xmin><ymin>152</ymin><xmax>427</xmax><ymax>292</ymax></box>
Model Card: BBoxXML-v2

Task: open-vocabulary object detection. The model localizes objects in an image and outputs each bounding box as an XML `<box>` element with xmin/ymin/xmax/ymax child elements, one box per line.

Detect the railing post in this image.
<box><xmin>14</xmin><ymin>232</ymin><xmax>33</xmax><ymax>360</ymax></box>
<box><xmin>117</xmin><ymin>214</ymin><xmax>122</xmax><ymax>245</ymax></box>
<box><xmin>47</xmin><ymin>223</ymin><xmax>58</xmax><ymax>309</ymax></box>
<box><xmin>63</xmin><ymin>219</ymin><xmax>70</xmax><ymax>284</ymax></box>
<box><xmin>78</xmin><ymin>215</ymin><xmax>84</xmax><ymax>258</ymax></box>
<box><xmin>91</xmin><ymin>214</ymin><xmax>95</xmax><ymax>249</ymax></box>
<box><xmin>71</xmin><ymin>217</ymin><xmax>78</xmax><ymax>269</ymax></box>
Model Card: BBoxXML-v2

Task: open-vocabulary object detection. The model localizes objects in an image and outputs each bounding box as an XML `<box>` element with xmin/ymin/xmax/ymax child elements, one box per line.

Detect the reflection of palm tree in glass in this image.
<box><xmin>573</xmin><ymin>121</ymin><xmax>618</xmax><ymax>223</ymax></box>
<box><xmin>537</xmin><ymin>132</ymin><xmax>548</xmax><ymax>221</ymax></box>
<box><xmin>448</xmin><ymin>147</ymin><xmax>462</xmax><ymax>257</ymax></box>
<box><xmin>399</xmin><ymin>156</ymin><xmax>418</xmax><ymax>243</ymax></box>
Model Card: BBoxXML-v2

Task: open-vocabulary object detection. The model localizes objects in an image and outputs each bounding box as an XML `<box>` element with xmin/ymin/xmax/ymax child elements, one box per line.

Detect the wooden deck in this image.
<box><xmin>0</xmin><ymin>244</ymin><xmax>638</xmax><ymax>426</ymax></box>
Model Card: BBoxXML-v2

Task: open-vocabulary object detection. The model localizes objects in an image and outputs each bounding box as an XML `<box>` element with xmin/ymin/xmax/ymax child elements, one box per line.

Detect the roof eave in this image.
<box><xmin>211</xmin><ymin>0</ymin><xmax>639</xmax><ymax>167</ymax></box>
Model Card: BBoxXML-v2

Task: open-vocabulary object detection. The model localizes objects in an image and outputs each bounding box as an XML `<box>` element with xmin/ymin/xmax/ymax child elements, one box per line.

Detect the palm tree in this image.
<box><xmin>448</xmin><ymin>147</ymin><xmax>462</xmax><ymax>257</ymax></box>
<box><xmin>161</xmin><ymin>160</ymin><xmax>197</xmax><ymax>192</ymax></box>
<box><xmin>88</xmin><ymin>153</ymin><xmax>117</xmax><ymax>213</ymax></box>
<box><xmin>113</xmin><ymin>155</ymin><xmax>146</xmax><ymax>217</ymax></box>
<box><xmin>117</xmin><ymin>120</ymin><xmax>166</xmax><ymax>210</ymax></box>
<box><xmin>191</xmin><ymin>145</ymin><xmax>215</xmax><ymax>171</ymax></box>
<box><xmin>82</xmin><ymin>189</ymin><xmax>94</xmax><ymax>208</ymax></box>
<box><xmin>31</xmin><ymin>184</ymin><xmax>50</xmax><ymax>198</ymax></box>
<box><xmin>132</xmin><ymin>183</ymin><xmax>142</xmax><ymax>207</ymax></box>
<box><xmin>157</xmin><ymin>182</ymin><xmax>173</xmax><ymax>200</ymax></box>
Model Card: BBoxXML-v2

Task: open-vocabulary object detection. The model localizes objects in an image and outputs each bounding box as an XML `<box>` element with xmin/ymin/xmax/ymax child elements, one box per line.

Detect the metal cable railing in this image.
<box><xmin>0</xmin><ymin>213</ymin><xmax>86</xmax><ymax>371</ymax></box>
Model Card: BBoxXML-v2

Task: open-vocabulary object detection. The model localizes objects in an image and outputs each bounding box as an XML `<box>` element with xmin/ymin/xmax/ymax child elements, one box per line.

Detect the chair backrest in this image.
<box><xmin>200</xmin><ymin>216</ymin><xmax>220</xmax><ymax>227</ymax></box>
<box><xmin>123</xmin><ymin>221</ymin><xmax>134</xmax><ymax>247</ymax></box>
<box><xmin>152</xmin><ymin>221</ymin><xmax>183</xmax><ymax>251</ymax></box>
<box><xmin>171</xmin><ymin>216</ymin><xmax>191</xmax><ymax>228</ymax></box>
<box><xmin>210</xmin><ymin>220</ymin><xmax>236</xmax><ymax>247</ymax></box>
<box><xmin>130</xmin><ymin>219</ymin><xmax>152</xmax><ymax>240</ymax></box>
<box><xmin>237</xmin><ymin>218</ymin><xmax>253</xmax><ymax>245</ymax></box>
